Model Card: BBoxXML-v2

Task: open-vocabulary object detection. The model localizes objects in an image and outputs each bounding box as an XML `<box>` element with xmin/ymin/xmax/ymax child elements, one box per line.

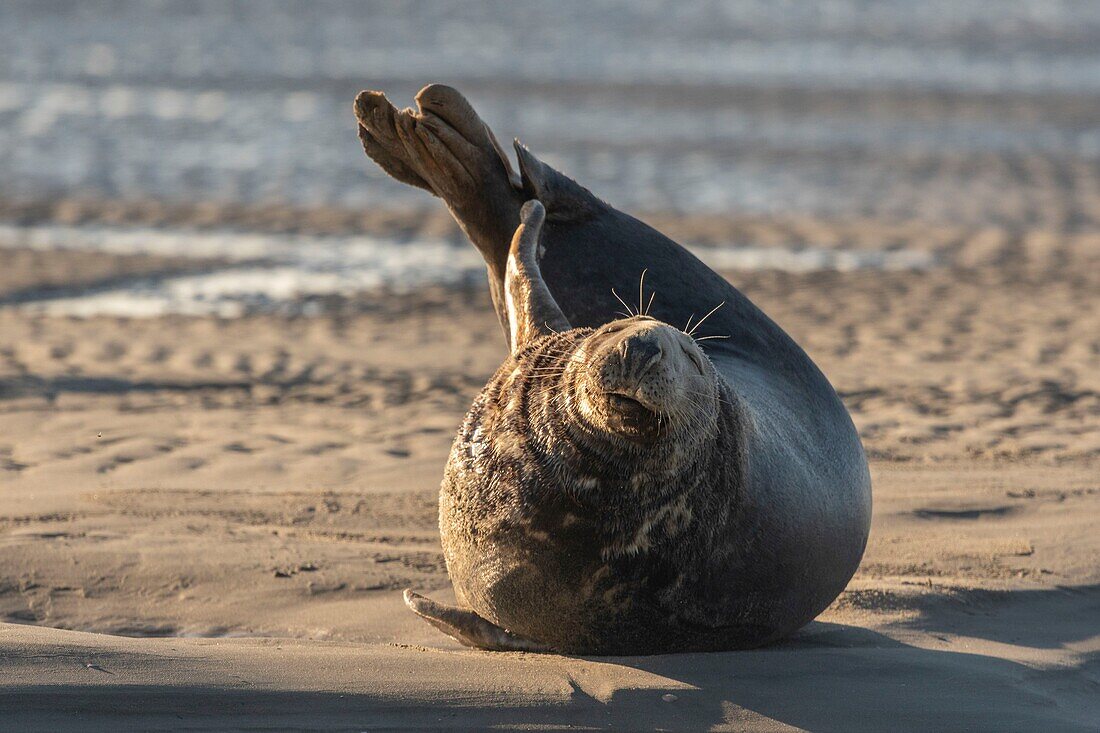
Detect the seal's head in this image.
<box><xmin>562</xmin><ymin>316</ymin><xmax>717</xmax><ymax>445</ymax></box>
<box><xmin>503</xmin><ymin>200</ymin><xmax>720</xmax><ymax>459</ymax></box>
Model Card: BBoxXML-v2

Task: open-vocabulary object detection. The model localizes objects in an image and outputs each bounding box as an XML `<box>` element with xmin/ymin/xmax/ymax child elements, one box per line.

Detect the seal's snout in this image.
<box><xmin>620</xmin><ymin>336</ymin><xmax>663</xmax><ymax>381</ymax></box>
<box><xmin>580</xmin><ymin>318</ymin><xmax>716</xmax><ymax>442</ymax></box>
<box><xmin>607</xmin><ymin>322</ymin><xmax>701</xmax><ymax>393</ymax></box>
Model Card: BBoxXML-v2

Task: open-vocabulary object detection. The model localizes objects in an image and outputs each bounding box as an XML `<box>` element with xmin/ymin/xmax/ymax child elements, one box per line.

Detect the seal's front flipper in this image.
<box><xmin>505</xmin><ymin>200</ymin><xmax>571</xmax><ymax>350</ymax></box>
<box><xmin>403</xmin><ymin>589</ymin><xmax>546</xmax><ymax>652</ymax></box>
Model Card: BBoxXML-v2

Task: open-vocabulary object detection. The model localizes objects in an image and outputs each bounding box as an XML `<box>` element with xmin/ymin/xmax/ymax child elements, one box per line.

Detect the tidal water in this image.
<box><xmin>0</xmin><ymin>1</ymin><xmax>1095</xmax><ymax>313</ymax></box>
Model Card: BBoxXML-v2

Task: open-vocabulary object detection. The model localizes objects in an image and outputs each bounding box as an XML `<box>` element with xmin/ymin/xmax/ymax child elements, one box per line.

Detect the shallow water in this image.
<box><xmin>0</xmin><ymin>223</ymin><xmax>934</xmax><ymax>317</ymax></box>
<box><xmin>2</xmin><ymin>1</ymin><xmax>1099</xmax><ymax>216</ymax></box>
<box><xmin>0</xmin><ymin>1</ymin><xmax>1094</xmax><ymax>313</ymax></box>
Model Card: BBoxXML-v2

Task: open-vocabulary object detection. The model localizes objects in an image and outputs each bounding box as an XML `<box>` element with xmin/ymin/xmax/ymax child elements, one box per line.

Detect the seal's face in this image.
<box><xmin>565</xmin><ymin>316</ymin><xmax>719</xmax><ymax>445</ymax></box>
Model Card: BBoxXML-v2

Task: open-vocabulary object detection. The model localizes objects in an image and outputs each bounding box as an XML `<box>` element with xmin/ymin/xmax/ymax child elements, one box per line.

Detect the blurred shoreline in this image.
<box><xmin>5</xmin><ymin>1</ymin><xmax>1100</xmax><ymax>314</ymax></box>
<box><xmin>0</xmin><ymin>196</ymin><xmax>943</xmax><ymax>317</ymax></box>
<box><xmin>5</xmin><ymin>1</ymin><xmax>1100</xmax><ymax>219</ymax></box>
<box><xmin>2</xmin><ymin>3</ymin><xmax>1099</xmax><ymax>730</ymax></box>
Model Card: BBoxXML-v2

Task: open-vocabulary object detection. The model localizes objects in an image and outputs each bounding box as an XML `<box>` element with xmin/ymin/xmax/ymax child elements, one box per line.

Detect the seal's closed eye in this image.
<box><xmin>680</xmin><ymin>342</ymin><xmax>705</xmax><ymax>373</ymax></box>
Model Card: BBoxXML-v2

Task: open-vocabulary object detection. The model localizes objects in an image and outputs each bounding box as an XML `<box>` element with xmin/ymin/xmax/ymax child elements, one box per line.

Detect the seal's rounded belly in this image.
<box><xmin>425</xmin><ymin>202</ymin><xmax>820</xmax><ymax>654</ymax></box>
<box><xmin>437</xmin><ymin>329</ymin><xmax>756</xmax><ymax>654</ymax></box>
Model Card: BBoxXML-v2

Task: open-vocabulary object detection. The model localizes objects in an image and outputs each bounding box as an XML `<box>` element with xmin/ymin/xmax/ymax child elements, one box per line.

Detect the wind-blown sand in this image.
<box><xmin>1</xmin><ymin>218</ymin><xmax>1097</xmax><ymax>730</ymax></box>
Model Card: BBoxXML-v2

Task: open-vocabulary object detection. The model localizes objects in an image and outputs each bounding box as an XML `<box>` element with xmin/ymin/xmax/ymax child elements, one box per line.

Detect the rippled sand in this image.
<box><xmin>2</xmin><ymin>225</ymin><xmax>1098</xmax><ymax>729</ymax></box>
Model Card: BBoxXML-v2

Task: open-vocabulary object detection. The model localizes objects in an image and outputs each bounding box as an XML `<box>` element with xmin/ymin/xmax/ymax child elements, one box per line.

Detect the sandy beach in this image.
<box><xmin>1</xmin><ymin>211</ymin><xmax>1098</xmax><ymax>729</ymax></box>
<box><xmin>3</xmin><ymin>1</ymin><xmax>1100</xmax><ymax>729</ymax></box>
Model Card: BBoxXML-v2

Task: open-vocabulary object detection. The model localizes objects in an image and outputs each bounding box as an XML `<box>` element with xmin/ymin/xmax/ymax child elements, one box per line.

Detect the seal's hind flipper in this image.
<box><xmin>354</xmin><ymin>91</ymin><xmax>434</xmax><ymax>194</ymax></box>
<box><xmin>355</xmin><ymin>85</ymin><xmax>523</xmax><ymax>275</ymax></box>
<box><xmin>414</xmin><ymin>84</ymin><xmax>519</xmax><ymax>187</ymax></box>
<box><xmin>403</xmin><ymin>589</ymin><xmax>546</xmax><ymax>652</ymax></box>
<box><xmin>513</xmin><ymin>140</ymin><xmax>604</xmax><ymax>222</ymax></box>
<box><xmin>354</xmin><ymin>88</ymin><xmax>474</xmax><ymax>201</ymax></box>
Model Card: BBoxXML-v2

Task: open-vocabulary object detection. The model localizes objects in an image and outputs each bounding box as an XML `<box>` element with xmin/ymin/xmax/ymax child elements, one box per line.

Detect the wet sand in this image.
<box><xmin>1</xmin><ymin>209</ymin><xmax>1098</xmax><ymax>730</ymax></box>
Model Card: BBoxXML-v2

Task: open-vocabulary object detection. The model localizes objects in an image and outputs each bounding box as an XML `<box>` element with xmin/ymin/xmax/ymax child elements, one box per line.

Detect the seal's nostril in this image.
<box><xmin>623</xmin><ymin>338</ymin><xmax>663</xmax><ymax>377</ymax></box>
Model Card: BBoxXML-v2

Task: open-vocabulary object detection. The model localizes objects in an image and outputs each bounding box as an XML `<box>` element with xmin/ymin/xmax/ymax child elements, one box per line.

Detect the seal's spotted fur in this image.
<box><xmin>439</xmin><ymin>324</ymin><xmax>763</xmax><ymax>654</ymax></box>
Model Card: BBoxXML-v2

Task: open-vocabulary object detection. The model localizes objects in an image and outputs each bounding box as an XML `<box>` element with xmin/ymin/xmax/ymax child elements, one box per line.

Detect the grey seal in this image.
<box><xmin>354</xmin><ymin>85</ymin><xmax>872</xmax><ymax>654</ymax></box>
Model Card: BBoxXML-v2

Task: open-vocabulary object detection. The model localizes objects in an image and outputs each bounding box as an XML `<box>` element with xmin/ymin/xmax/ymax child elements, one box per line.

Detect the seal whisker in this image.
<box><xmin>532</xmin><ymin>349</ymin><xmax>574</xmax><ymax>359</ymax></box>
<box><xmin>526</xmin><ymin>362</ymin><xmax>571</xmax><ymax>376</ymax></box>
<box><xmin>680</xmin><ymin>389</ymin><xmax>734</xmax><ymax>409</ymax></box>
<box><xmin>611</xmin><ymin>288</ymin><xmax>636</xmax><ymax>317</ymax></box>
<box><xmin>525</xmin><ymin>362</ymin><xmax>570</xmax><ymax>373</ymax></box>
<box><xmin>644</xmin><ymin>291</ymin><xmax>656</xmax><ymax>317</ymax></box>
<box><xmin>687</xmin><ymin>301</ymin><xmax>725</xmax><ymax>336</ymax></box>
<box><xmin>638</xmin><ymin>268</ymin><xmax>649</xmax><ymax>316</ymax></box>
<box><xmin>532</xmin><ymin>346</ymin><xmax>580</xmax><ymax>358</ymax></box>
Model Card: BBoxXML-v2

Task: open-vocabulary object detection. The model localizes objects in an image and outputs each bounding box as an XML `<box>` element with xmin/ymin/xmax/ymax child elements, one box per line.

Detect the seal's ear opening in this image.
<box><xmin>505</xmin><ymin>200</ymin><xmax>571</xmax><ymax>352</ymax></box>
<box><xmin>514</xmin><ymin>141</ymin><xmax>602</xmax><ymax>222</ymax></box>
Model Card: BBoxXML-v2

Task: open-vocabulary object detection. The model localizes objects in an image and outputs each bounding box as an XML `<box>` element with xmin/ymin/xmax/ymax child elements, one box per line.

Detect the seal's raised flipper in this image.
<box><xmin>403</xmin><ymin>589</ymin><xmax>547</xmax><ymax>652</ymax></box>
<box><xmin>353</xmin><ymin>85</ymin><xmax>749</xmax><ymax>341</ymax></box>
<box><xmin>354</xmin><ymin>91</ymin><xmax>434</xmax><ymax>194</ymax></box>
<box><xmin>354</xmin><ymin>85</ymin><xmax>524</xmax><ymax>279</ymax></box>
<box><xmin>513</xmin><ymin>141</ymin><xmax>603</xmax><ymax>222</ymax></box>
<box><xmin>505</xmin><ymin>200</ymin><xmax>571</xmax><ymax>350</ymax></box>
<box><xmin>354</xmin><ymin>89</ymin><xmax>473</xmax><ymax>201</ymax></box>
<box><xmin>414</xmin><ymin>85</ymin><xmax>520</xmax><ymax>189</ymax></box>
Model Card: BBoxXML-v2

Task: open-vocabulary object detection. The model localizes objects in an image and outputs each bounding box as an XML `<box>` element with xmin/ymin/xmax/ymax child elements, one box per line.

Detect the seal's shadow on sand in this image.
<box><xmin>600</xmin><ymin>583</ymin><xmax>1100</xmax><ymax>731</ymax></box>
<box><xmin>8</xmin><ymin>586</ymin><xmax>1096</xmax><ymax>732</ymax></box>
